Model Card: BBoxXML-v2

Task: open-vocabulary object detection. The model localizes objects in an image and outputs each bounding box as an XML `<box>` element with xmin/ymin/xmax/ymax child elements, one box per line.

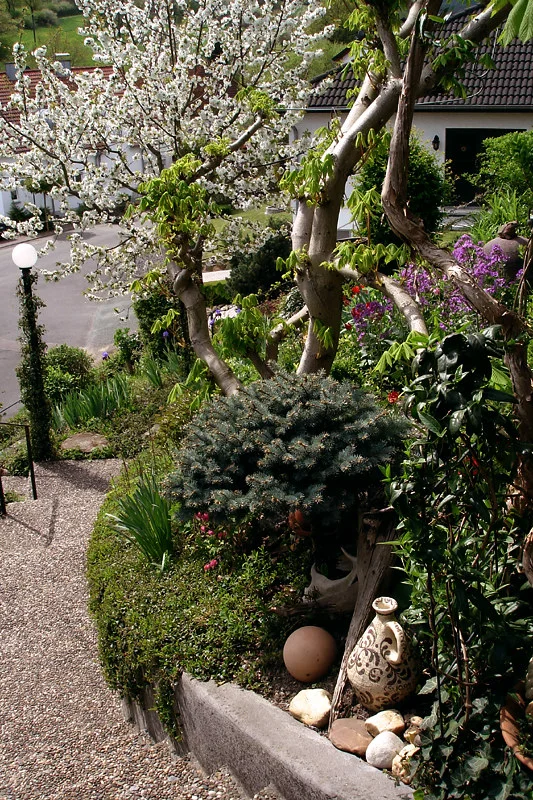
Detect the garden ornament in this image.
<box><xmin>347</xmin><ymin>596</ymin><xmax>420</xmax><ymax>711</ymax></box>
<box><xmin>483</xmin><ymin>220</ymin><xmax>529</xmax><ymax>281</ymax></box>
<box><xmin>303</xmin><ymin>548</ymin><xmax>358</xmax><ymax>612</ymax></box>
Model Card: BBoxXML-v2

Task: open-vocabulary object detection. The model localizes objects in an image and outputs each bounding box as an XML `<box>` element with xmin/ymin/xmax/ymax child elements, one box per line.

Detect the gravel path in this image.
<box><xmin>0</xmin><ymin>460</ymin><xmax>248</xmax><ymax>800</ymax></box>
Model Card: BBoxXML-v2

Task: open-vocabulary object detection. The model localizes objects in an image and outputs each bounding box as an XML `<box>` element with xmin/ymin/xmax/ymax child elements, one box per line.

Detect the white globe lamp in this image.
<box><xmin>12</xmin><ymin>242</ymin><xmax>38</xmax><ymax>270</ymax></box>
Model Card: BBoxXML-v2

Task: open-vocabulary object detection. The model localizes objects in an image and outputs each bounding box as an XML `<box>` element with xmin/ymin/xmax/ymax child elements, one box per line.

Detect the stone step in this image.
<box><xmin>252</xmin><ymin>785</ymin><xmax>285</xmax><ymax>800</ymax></box>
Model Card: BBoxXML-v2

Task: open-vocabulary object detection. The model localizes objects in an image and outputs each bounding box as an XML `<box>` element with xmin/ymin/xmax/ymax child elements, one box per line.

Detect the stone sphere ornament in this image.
<box><xmin>283</xmin><ymin>626</ymin><xmax>337</xmax><ymax>682</ymax></box>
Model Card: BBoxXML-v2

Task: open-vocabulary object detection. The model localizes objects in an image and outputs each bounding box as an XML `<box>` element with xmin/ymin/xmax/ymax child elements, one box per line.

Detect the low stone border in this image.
<box><xmin>122</xmin><ymin>674</ymin><xmax>413</xmax><ymax>800</ymax></box>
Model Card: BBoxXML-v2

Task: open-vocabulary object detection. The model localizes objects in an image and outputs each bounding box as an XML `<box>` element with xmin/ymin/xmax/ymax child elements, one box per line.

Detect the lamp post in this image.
<box><xmin>12</xmin><ymin>242</ymin><xmax>53</xmax><ymax>461</ymax></box>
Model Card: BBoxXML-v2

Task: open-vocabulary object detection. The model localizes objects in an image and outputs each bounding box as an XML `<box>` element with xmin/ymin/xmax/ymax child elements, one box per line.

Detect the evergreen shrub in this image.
<box><xmin>226</xmin><ymin>232</ymin><xmax>292</xmax><ymax>299</ymax></box>
<box><xmin>357</xmin><ymin>131</ymin><xmax>453</xmax><ymax>244</ymax></box>
<box><xmin>167</xmin><ymin>371</ymin><xmax>407</xmax><ymax>551</ymax></box>
<box><xmin>44</xmin><ymin>344</ymin><xmax>96</xmax><ymax>403</ymax></box>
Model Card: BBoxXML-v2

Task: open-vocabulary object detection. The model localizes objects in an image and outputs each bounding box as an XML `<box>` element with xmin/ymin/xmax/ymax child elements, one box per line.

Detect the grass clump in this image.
<box><xmin>107</xmin><ymin>472</ymin><xmax>174</xmax><ymax>572</ymax></box>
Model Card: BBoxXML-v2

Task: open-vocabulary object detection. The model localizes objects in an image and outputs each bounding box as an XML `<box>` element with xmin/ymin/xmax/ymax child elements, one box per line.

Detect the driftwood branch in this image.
<box><xmin>329</xmin><ymin>507</ymin><xmax>398</xmax><ymax>727</ymax></box>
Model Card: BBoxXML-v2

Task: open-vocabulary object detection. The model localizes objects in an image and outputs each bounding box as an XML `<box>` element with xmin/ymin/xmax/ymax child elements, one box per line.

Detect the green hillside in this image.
<box><xmin>1</xmin><ymin>13</ymin><xmax>94</xmax><ymax>69</ymax></box>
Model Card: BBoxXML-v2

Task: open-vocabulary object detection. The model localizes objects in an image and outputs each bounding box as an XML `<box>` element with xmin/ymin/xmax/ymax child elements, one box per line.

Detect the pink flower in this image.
<box><xmin>207</xmin><ymin>529</ymin><xmax>214</xmax><ymax>536</ymax></box>
<box><xmin>204</xmin><ymin>559</ymin><xmax>218</xmax><ymax>571</ymax></box>
<box><xmin>200</xmin><ymin>525</ymin><xmax>206</xmax><ymax>532</ymax></box>
<box><xmin>202</xmin><ymin>512</ymin><xmax>209</xmax><ymax>521</ymax></box>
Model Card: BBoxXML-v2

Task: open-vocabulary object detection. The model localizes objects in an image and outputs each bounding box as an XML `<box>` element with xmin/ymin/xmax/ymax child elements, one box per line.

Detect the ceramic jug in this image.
<box><xmin>346</xmin><ymin>596</ymin><xmax>419</xmax><ymax>711</ymax></box>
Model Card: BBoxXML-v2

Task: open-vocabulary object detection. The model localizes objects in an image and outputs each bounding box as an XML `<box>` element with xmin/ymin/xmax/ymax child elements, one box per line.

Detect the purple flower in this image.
<box><xmin>102</xmin><ymin>351</ymin><xmax>109</xmax><ymax>360</ymax></box>
<box><xmin>162</xmin><ymin>330</ymin><xmax>169</xmax><ymax>339</ymax></box>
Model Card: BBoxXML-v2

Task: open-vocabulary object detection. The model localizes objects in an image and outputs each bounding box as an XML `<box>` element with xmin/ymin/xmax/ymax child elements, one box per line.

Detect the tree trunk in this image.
<box><xmin>169</xmin><ymin>264</ymin><xmax>242</xmax><ymax>396</ymax></box>
<box><xmin>381</xmin><ymin>2</ymin><xmax>533</xmax><ymax>526</ymax></box>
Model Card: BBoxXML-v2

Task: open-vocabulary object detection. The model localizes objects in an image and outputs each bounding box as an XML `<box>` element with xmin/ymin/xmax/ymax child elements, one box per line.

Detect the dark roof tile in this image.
<box><xmin>309</xmin><ymin>6</ymin><xmax>533</xmax><ymax>111</ymax></box>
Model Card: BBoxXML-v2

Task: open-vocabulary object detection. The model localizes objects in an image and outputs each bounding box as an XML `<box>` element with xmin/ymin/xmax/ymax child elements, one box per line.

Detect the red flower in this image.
<box><xmin>352</xmin><ymin>285</ymin><xmax>362</xmax><ymax>295</ymax></box>
<box><xmin>387</xmin><ymin>391</ymin><xmax>400</xmax><ymax>404</ymax></box>
<box><xmin>345</xmin><ymin>323</ymin><xmax>353</xmax><ymax>331</ymax></box>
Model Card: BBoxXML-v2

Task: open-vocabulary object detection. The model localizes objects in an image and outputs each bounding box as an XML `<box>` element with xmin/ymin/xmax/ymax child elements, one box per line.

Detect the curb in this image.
<box><xmin>123</xmin><ymin>674</ymin><xmax>413</xmax><ymax>800</ymax></box>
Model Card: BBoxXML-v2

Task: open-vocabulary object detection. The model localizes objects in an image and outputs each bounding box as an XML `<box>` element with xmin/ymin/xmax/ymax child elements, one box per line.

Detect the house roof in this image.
<box><xmin>0</xmin><ymin>65</ymin><xmax>114</xmax><ymax>126</ymax></box>
<box><xmin>307</xmin><ymin>7</ymin><xmax>533</xmax><ymax>113</ymax></box>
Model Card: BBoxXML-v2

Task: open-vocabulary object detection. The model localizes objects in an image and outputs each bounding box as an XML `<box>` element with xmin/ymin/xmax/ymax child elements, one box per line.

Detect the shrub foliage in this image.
<box><xmin>167</xmin><ymin>371</ymin><xmax>407</xmax><ymax>543</ymax></box>
<box><xmin>357</xmin><ymin>131</ymin><xmax>453</xmax><ymax>244</ymax></box>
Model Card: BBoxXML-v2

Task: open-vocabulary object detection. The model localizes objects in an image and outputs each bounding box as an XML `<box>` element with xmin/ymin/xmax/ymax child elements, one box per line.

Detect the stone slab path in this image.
<box><xmin>0</xmin><ymin>460</ymin><xmax>247</xmax><ymax>800</ymax></box>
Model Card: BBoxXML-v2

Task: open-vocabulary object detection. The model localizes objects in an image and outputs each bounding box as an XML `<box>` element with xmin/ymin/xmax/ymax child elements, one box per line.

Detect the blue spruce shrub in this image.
<box><xmin>167</xmin><ymin>371</ymin><xmax>407</xmax><ymax>544</ymax></box>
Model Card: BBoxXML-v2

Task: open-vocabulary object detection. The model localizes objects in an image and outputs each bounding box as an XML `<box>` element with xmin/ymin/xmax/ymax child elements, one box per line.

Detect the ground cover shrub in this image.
<box><xmin>166</xmin><ymin>371</ymin><xmax>407</xmax><ymax>569</ymax></box>
<box><xmin>88</xmin><ymin>458</ymin><xmax>320</xmax><ymax>710</ymax></box>
<box><xmin>386</xmin><ymin>328</ymin><xmax>533</xmax><ymax>799</ymax></box>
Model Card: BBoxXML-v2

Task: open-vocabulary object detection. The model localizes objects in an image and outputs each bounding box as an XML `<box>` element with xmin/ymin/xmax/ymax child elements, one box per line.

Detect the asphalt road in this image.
<box><xmin>0</xmin><ymin>225</ymin><xmax>136</xmax><ymax>417</ymax></box>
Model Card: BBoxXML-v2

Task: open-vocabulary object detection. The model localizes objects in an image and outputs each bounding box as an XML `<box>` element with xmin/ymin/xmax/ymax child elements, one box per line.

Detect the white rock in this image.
<box><xmin>365</xmin><ymin>709</ymin><xmax>405</xmax><ymax>737</ymax></box>
<box><xmin>365</xmin><ymin>731</ymin><xmax>404</xmax><ymax>770</ymax></box>
<box><xmin>392</xmin><ymin>744</ymin><xmax>420</xmax><ymax>785</ymax></box>
<box><xmin>288</xmin><ymin>688</ymin><xmax>332</xmax><ymax>728</ymax></box>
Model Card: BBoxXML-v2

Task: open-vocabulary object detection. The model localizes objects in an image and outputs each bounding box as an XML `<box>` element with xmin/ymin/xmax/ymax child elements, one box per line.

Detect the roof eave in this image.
<box><xmin>414</xmin><ymin>103</ymin><xmax>533</xmax><ymax>112</ymax></box>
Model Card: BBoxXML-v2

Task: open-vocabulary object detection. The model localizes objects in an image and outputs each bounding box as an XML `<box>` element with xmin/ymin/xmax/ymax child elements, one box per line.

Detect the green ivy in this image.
<box><xmin>386</xmin><ymin>328</ymin><xmax>533</xmax><ymax>799</ymax></box>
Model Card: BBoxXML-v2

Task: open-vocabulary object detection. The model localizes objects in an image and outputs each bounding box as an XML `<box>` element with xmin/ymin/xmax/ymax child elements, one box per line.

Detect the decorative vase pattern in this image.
<box><xmin>347</xmin><ymin>596</ymin><xmax>419</xmax><ymax>711</ymax></box>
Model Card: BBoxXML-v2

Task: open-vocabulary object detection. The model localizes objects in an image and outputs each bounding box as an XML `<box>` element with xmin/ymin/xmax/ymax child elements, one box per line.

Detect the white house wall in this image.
<box><xmin>412</xmin><ymin>110</ymin><xmax>533</xmax><ymax>166</ymax></box>
<box><xmin>292</xmin><ymin>108</ymin><xmax>533</xmax><ymax>227</ymax></box>
<box><xmin>293</xmin><ymin>109</ymin><xmax>533</xmax><ymax>167</ymax></box>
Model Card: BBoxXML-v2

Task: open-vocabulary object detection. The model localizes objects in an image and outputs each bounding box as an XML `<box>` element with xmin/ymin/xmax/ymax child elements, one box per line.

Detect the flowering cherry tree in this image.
<box><xmin>0</xmin><ymin>0</ymin><xmax>325</xmax><ymax>394</ymax></box>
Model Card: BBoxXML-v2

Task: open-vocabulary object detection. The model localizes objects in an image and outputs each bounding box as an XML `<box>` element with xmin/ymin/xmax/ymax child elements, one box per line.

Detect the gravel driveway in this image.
<box><xmin>0</xmin><ymin>460</ymin><xmax>248</xmax><ymax>800</ymax></box>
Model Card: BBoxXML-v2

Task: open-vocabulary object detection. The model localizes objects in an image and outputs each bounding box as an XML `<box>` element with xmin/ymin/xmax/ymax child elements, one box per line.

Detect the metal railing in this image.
<box><xmin>0</xmin><ymin>422</ymin><xmax>37</xmax><ymax>516</ymax></box>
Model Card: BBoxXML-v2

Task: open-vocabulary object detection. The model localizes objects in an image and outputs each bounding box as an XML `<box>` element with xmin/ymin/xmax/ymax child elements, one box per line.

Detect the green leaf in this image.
<box><xmin>418</xmin><ymin>676</ymin><xmax>438</xmax><ymax>695</ymax></box>
<box><xmin>501</xmin><ymin>0</ymin><xmax>533</xmax><ymax>44</ymax></box>
<box><xmin>417</xmin><ymin>409</ymin><xmax>444</xmax><ymax>435</ymax></box>
<box><xmin>483</xmin><ymin>387</ymin><xmax>516</xmax><ymax>404</ymax></box>
<box><xmin>464</xmin><ymin>755</ymin><xmax>489</xmax><ymax>779</ymax></box>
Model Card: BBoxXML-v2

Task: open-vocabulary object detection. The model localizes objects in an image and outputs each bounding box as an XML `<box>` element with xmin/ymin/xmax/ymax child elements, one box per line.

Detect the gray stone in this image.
<box><xmin>60</xmin><ymin>432</ymin><xmax>109</xmax><ymax>453</ymax></box>
<box><xmin>365</xmin><ymin>731</ymin><xmax>404</xmax><ymax>770</ymax></box>
<box><xmin>365</xmin><ymin>709</ymin><xmax>405</xmax><ymax>737</ymax></box>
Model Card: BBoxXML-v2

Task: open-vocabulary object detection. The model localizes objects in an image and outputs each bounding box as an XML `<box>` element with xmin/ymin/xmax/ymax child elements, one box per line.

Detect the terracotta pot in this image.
<box><xmin>500</xmin><ymin>681</ymin><xmax>533</xmax><ymax>772</ymax></box>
